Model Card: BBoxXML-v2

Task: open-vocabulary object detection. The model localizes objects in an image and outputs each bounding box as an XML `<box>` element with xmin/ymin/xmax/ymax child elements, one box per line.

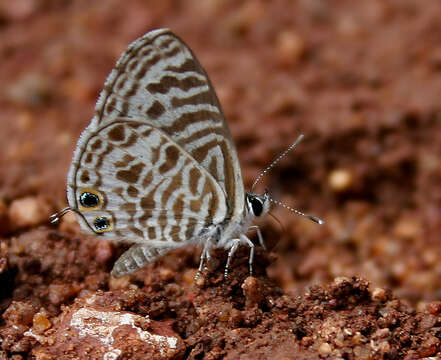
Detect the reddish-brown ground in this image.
<box><xmin>1</xmin><ymin>1</ymin><xmax>441</xmax><ymax>359</ymax></box>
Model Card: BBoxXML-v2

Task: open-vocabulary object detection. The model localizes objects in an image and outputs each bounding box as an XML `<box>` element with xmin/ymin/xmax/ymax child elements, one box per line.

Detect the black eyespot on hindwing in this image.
<box><xmin>94</xmin><ymin>216</ymin><xmax>110</xmax><ymax>231</ymax></box>
<box><xmin>250</xmin><ymin>197</ymin><xmax>263</xmax><ymax>217</ymax></box>
<box><xmin>80</xmin><ymin>192</ymin><xmax>100</xmax><ymax>208</ymax></box>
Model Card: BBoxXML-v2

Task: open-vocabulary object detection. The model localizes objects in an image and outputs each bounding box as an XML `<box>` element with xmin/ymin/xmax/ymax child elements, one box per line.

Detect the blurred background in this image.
<box><xmin>0</xmin><ymin>0</ymin><xmax>440</xmax><ymax>308</ymax></box>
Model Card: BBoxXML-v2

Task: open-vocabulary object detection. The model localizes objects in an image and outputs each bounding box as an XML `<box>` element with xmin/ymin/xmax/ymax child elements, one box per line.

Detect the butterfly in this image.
<box><xmin>51</xmin><ymin>29</ymin><xmax>322</xmax><ymax>279</ymax></box>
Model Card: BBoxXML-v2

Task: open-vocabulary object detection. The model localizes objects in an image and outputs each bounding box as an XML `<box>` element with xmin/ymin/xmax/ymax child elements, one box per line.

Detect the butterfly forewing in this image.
<box><xmin>91</xmin><ymin>29</ymin><xmax>244</xmax><ymax>220</ymax></box>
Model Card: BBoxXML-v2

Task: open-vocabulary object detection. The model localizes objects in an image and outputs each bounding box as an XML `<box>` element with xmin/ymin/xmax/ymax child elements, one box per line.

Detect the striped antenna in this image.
<box><xmin>251</xmin><ymin>134</ymin><xmax>304</xmax><ymax>191</ymax></box>
<box><xmin>268</xmin><ymin>198</ymin><xmax>324</xmax><ymax>225</ymax></box>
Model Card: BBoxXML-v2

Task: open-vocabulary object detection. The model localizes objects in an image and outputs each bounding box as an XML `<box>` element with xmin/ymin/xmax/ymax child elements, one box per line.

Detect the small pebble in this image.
<box><xmin>33</xmin><ymin>313</ymin><xmax>52</xmax><ymax>333</ymax></box>
<box><xmin>343</xmin><ymin>328</ymin><xmax>353</xmax><ymax>336</ymax></box>
<box><xmin>242</xmin><ymin>276</ymin><xmax>264</xmax><ymax>307</ymax></box>
<box><xmin>8</xmin><ymin>197</ymin><xmax>52</xmax><ymax>228</ymax></box>
<box><xmin>275</xmin><ymin>30</ymin><xmax>305</xmax><ymax>67</ymax></box>
<box><xmin>318</xmin><ymin>342</ymin><xmax>332</xmax><ymax>355</ymax></box>
<box><xmin>372</xmin><ymin>287</ymin><xmax>387</xmax><ymax>301</ymax></box>
<box><xmin>328</xmin><ymin>169</ymin><xmax>353</xmax><ymax>193</ymax></box>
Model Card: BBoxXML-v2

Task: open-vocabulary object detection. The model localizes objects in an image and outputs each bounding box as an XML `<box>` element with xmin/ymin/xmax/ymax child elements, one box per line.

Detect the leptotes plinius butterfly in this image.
<box><xmin>52</xmin><ymin>29</ymin><xmax>322</xmax><ymax>278</ymax></box>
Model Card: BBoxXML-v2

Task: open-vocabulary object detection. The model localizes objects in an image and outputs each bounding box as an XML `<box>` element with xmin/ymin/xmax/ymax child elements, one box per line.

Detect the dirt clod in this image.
<box><xmin>241</xmin><ymin>276</ymin><xmax>264</xmax><ymax>307</ymax></box>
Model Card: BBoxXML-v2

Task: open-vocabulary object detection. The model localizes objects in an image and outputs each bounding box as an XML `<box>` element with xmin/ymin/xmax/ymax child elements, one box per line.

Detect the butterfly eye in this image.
<box><xmin>249</xmin><ymin>197</ymin><xmax>263</xmax><ymax>217</ymax></box>
<box><xmin>93</xmin><ymin>216</ymin><xmax>112</xmax><ymax>233</ymax></box>
<box><xmin>78</xmin><ymin>189</ymin><xmax>103</xmax><ymax>210</ymax></box>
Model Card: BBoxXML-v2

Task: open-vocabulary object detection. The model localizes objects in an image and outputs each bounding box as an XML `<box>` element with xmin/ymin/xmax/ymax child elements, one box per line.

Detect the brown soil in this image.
<box><xmin>1</xmin><ymin>1</ymin><xmax>441</xmax><ymax>359</ymax></box>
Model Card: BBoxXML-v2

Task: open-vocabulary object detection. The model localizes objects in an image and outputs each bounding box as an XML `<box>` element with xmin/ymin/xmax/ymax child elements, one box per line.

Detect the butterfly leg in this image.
<box><xmin>224</xmin><ymin>238</ymin><xmax>240</xmax><ymax>279</ymax></box>
<box><xmin>241</xmin><ymin>234</ymin><xmax>255</xmax><ymax>276</ymax></box>
<box><xmin>195</xmin><ymin>241</ymin><xmax>211</xmax><ymax>280</ymax></box>
<box><xmin>205</xmin><ymin>249</ymin><xmax>212</xmax><ymax>265</ymax></box>
<box><xmin>248</xmin><ymin>225</ymin><xmax>266</xmax><ymax>250</ymax></box>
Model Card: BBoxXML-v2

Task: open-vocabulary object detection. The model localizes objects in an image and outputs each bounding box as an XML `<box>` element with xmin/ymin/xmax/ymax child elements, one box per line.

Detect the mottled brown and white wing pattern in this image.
<box><xmin>90</xmin><ymin>29</ymin><xmax>244</xmax><ymax>220</ymax></box>
<box><xmin>67</xmin><ymin>119</ymin><xmax>227</xmax><ymax>246</ymax></box>
<box><xmin>64</xmin><ymin>29</ymin><xmax>252</xmax><ymax>277</ymax></box>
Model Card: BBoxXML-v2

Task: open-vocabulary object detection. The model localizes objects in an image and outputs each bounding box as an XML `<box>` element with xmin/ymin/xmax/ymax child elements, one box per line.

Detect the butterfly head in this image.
<box><xmin>245</xmin><ymin>190</ymin><xmax>270</xmax><ymax>218</ymax></box>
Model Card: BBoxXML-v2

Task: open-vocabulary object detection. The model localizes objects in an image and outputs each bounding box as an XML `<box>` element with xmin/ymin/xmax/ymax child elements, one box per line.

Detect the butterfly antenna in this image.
<box><xmin>251</xmin><ymin>134</ymin><xmax>304</xmax><ymax>191</ymax></box>
<box><xmin>49</xmin><ymin>207</ymin><xmax>71</xmax><ymax>224</ymax></box>
<box><xmin>268</xmin><ymin>198</ymin><xmax>324</xmax><ymax>225</ymax></box>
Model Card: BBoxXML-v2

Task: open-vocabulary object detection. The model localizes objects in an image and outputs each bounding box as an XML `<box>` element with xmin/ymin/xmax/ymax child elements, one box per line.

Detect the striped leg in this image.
<box><xmin>224</xmin><ymin>239</ymin><xmax>240</xmax><ymax>278</ymax></box>
<box><xmin>241</xmin><ymin>234</ymin><xmax>255</xmax><ymax>276</ymax></box>
<box><xmin>195</xmin><ymin>241</ymin><xmax>211</xmax><ymax>280</ymax></box>
<box><xmin>248</xmin><ymin>225</ymin><xmax>266</xmax><ymax>250</ymax></box>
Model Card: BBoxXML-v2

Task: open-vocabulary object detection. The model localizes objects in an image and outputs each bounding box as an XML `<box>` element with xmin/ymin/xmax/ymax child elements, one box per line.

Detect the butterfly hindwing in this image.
<box><xmin>67</xmin><ymin>118</ymin><xmax>227</xmax><ymax>245</ymax></box>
